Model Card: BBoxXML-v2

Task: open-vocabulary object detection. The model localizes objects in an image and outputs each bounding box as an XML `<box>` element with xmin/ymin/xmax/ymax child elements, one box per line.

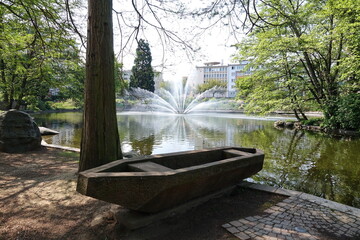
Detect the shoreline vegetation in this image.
<box><xmin>274</xmin><ymin>119</ymin><xmax>360</xmax><ymax>137</ymax></box>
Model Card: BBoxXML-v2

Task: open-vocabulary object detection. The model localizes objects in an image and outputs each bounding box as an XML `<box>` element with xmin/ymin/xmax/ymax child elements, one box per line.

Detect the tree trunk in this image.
<box><xmin>0</xmin><ymin>13</ymin><xmax>8</xmax><ymax>106</ymax></box>
<box><xmin>293</xmin><ymin>109</ymin><xmax>301</xmax><ymax>121</ymax></box>
<box><xmin>79</xmin><ymin>0</ymin><xmax>122</xmax><ymax>172</ymax></box>
<box><xmin>15</xmin><ymin>76</ymin><xmax>27</xmax><ymax>110</ymax></box>
<box><xmin>298</xmin><ymin>109</ymin><xmax>308</xmax><ymax>121</ymax></box>
<box><xmin>7</xmin><ymin>75</ymin><xmax>15</xmax><ymax>110</ymax></box>
<box><xmin>0</xmin><ymin>58</ymin><xmax>7</xmax><ymax>103</ymax></box>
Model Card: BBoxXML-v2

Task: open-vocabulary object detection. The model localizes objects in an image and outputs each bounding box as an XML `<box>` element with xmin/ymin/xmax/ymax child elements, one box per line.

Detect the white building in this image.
<box><xmin>195</xmin><ymin>61</ymin><xmax>251</xmax><ymax>98</ymax></box>
<box><xmin>122</xmin><ymin>70</ymin><xmax>132</xmax><ymax>82</ymax></box>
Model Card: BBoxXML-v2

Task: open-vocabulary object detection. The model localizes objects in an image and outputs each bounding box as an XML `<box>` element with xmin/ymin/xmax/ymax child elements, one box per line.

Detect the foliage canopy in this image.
<box><xmin>196</xmin><ymin>79</ymin><xmax>226</xmax><ymax>93</ymax></box>
<box><xmin>0</xmin><ymin>0</ymin><xmax>84</xmax><ymax>111</ymax></box>
<box><xmin>234</xmin><ymin>0</ymin><xmax>360</xmax><ymax>128</ymax></box>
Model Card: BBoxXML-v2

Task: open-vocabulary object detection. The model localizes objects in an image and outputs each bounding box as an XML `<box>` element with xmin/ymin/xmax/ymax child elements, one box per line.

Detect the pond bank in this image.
<box><xmin>274</xmin><ymin>120</ymin><xmax>360</xmax><ymax>137</ymax></box>
<box><xmin>30</xmin><ymin>108</ymin><xmax>82</xmax><ymax>115</ymax></box>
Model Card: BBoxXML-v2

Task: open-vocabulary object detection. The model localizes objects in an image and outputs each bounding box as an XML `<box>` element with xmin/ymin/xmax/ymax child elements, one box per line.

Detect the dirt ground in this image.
<box><xmin>0</xmin><ymin>147</ymin><xmax>285</xmax><ymax>240</ymax></box>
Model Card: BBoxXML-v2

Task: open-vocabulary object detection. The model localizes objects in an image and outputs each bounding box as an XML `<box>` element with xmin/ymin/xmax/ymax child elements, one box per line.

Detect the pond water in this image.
<box><xmin>33</xmin><ymin>111</ymin><xmax>360</xmax><ymax>208</ymax></box>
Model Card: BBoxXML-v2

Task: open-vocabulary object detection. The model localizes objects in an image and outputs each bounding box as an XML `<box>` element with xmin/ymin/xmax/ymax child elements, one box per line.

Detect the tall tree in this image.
<box><xmin>79</xmin><ymin>0</ymin><xmax>122</xmax><ymax>171</ymax></box>
<box><xmin>234</xmin><ymin>0</ymin><xmax>360</xmax><ymax>123</ymax></box>
<box><xmin>0</xmin><ymin>0</ymin><xmax>83</xmax><ymax>110</ymax></box>
<box><xmin>130</xmin><ymin>39</ymin><xmax>155</xmax><ymax>92</ymax></box>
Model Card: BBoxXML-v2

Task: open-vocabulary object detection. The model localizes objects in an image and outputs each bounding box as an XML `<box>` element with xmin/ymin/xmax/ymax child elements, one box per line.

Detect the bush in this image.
<box><xmin>324</xmin><ymin>93</ymin><xmax>360</xmax><ymax>131</ymax></box>
<box><xmin>25</xmin><ymin>97</ymin><xmax>52</xmax><ymax>111</ymax></box>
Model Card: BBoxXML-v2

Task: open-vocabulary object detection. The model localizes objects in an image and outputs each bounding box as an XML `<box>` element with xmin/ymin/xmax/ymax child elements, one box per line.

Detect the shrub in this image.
<box><xmin>324</xmin><ymin>93</ymin><xmax>360</xmax><ymax>131</ymax></box>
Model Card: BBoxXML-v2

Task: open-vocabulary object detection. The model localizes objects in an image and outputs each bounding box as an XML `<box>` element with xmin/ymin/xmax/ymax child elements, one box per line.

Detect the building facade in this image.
<box><xmin>195</xmin><ymin>61</ymin><xmax>251</xmax><ymax>98</ymax></box>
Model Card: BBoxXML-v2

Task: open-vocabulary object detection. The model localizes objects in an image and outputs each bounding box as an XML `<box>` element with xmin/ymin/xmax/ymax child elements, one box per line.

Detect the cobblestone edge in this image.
<box><xmin>238</xmin><ymin>181</ymin><xmax>360</xmax><ymax>218</ymax></box>
<box><xmin>222</xmin><ymin>181</ymin><xmax>360</xmax><ymax>239</ymax></box>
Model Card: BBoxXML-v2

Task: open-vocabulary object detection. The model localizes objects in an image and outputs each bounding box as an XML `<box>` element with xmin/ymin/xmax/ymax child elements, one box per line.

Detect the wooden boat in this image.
<box><xmin>77</xmin><ymin>147</ymin><xmax>264</xmax><ymax>213</ymax></box>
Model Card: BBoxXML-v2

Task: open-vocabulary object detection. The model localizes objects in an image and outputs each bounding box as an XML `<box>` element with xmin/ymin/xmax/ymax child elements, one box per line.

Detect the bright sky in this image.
<box><xmin>76</xmin><ymin>1</ymin><xmax>245</xmax><ymax>82</ymax></box>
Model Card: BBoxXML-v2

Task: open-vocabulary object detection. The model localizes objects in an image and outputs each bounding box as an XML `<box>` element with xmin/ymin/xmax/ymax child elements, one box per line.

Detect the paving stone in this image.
<box><xmin>227</xmin><ymin>227</ymin><xmax>240</xmax><ymax>234</ymax></box>
<box><xmin>234</xmin><ymin>232</ymin><xmax>251</xmax><ymax>240</ymax></box>
<box><xmin>281</xmin><ymin>200</ymin><xmax>293</xmax><ymax>205</ymax></box>
<box><xmin>266</xmin><ymin>236</ymin><xmax>279</xmax><ymax>240</ymax></box>
<box><xmin>239</xmin><ymin>219</ymin><xmax>251</xmax><ymax>224</ymax></box>
<box><xmin>255</xmin><ymin>223</ymin><xmax>265</xmax><ymax>228</ymax></box>
<box><xmin>340</xmin><ymin>226</ymin><xmax>349</xmax><ymax>232</ymax></box>
<box><xmin>274</xmin><ymin>223</ymin><xmax>283</xmax><ymax>229</ymax></box>
<box><xmin>229</xmin><ymin>220</ymin><xmax>242</xmax><ymax>227</ymax></box>
<box><xmin>271</xmin><ymin>206</ymin><xmax>281</xmax><ymax>211</ymax></box>
<box><xmin>348</xmin><ymin>222</ymin><xmax>357</xmax><ymax>228</ymax></box>
<box><xmin>253</xmin><ymin>236</ymin><xmax>265</xmax><ymax>240</ymax></box>
<box><xmin>277</xmin><ymin>202</ymin><xmax>289</xmax><ymax>207</ymax></box>
<box><xmin>347</xmin><ymin>230</ymin><xmax>357</xmax><ymax>236</ymax></box>
<box><xmin>248</xmin><ymin>232</ymin><xmax>256</xmax><ymax>237</ymax></box>
<box><xmin>225</xmin><ymin>185</ymin><xmax>360</xmax><ymax>240</ymax></box>
<box><xmin>222</xmin><ymin>223</ymin><xmax>231</xmax><ymax>228</ymax></box>
<box><xmin>246</xmin><ymin>216</ymin><xmax>258</xmax><ymax>221</ymax></box>
<box><xmin>264</xmin><ymin>208</ymin><xmax>276</xmax><ymax>214</ymax></box>
<box><xmin>238</xmin><ymin>226</ymin><xmax>248</xmax><ymax>231</ymax></box>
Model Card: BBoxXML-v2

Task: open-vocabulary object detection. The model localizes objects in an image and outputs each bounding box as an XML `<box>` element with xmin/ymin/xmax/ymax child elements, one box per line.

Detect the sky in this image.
<box><xmin>76</xmin><ymin>1</ymin><xmax>245</xmax><ymax>82</ymax></box>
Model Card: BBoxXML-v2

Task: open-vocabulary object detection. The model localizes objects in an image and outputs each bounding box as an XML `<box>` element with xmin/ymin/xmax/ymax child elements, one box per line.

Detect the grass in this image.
<box><xmin>48</xmin><ymin>99</ymin><xmax>78</xmax><ymax>110</ymax></box>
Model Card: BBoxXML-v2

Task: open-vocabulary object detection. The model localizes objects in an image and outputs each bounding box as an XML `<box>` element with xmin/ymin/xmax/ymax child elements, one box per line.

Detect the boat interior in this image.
<box><xmin>98</xmin><ymin>148</ymin><xmax>258</xmax><ymax>173</ymax></box>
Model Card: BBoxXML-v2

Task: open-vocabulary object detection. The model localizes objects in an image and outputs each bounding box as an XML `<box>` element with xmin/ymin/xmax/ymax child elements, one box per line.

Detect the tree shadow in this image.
<box><xmin>110</xmin><ymin>187</ymin><xmax>285</xmax><ymax>240</ymax></box>
<box><xmin>0</xmin><ymin>147</ymin><xmax>113</xmax><ymax>240</ymax></box>
<box><xmin>0</xmin><ymin>147</ymin><xmax>285</xmax><ymax>240</ymax></box>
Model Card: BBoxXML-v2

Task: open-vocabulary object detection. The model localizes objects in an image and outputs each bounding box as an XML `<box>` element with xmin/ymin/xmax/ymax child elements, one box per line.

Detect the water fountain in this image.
<box><xmin>127</xmin><ymin>79</ymin><xmax>230</xmax><ymax>114</ymax></box>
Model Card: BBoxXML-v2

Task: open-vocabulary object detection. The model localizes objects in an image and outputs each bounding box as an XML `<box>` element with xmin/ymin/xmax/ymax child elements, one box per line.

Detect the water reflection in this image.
<box><xmin>241</xmin><ymin>128</ymin><xmax>360</xmax><ymax>208</ymax></box>
<box><xmin>33</xmin><ymin>111</ymin><xmax>360</xmax><ymax>208</ymax></box>
<box><xmin>34</xmin><ymin>112</ymin><xmax>83</xmax><ymax>147</ymax></box>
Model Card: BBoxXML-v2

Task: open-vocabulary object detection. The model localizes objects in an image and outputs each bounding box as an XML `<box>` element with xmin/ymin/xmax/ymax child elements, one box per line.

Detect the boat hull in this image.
<box><xmin>77</xmin><ymin>147</ymin><xmax>264</xmax><ymax>213</ymax></box>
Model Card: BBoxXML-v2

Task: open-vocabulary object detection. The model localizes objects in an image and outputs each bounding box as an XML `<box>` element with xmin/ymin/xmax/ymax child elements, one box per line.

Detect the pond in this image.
<box><xmin>33</xmin><ymin>111</ymin><xmax>360</xmax><ymax>208</ymax></box>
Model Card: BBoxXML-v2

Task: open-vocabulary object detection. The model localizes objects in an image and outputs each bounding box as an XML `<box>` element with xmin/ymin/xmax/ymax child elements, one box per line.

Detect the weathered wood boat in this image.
<box><xmin>77</xmin><ymin>147</ymin><xmax>264</xmax><ymax>213</ymax></box>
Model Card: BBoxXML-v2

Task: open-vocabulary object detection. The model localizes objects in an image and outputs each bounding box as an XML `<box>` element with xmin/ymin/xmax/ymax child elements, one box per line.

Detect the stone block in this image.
<box><xmin>0</xmin><ymin>110</ymin><xmax>41</xmax><ymax>153</ymax></box>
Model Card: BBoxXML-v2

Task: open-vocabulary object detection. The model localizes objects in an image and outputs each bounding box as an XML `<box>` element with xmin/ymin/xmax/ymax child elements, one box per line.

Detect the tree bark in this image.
<box><xmin>79</xmin><ymin>0</ymin><xmax>122</xmax><ymax>172</ymax></box>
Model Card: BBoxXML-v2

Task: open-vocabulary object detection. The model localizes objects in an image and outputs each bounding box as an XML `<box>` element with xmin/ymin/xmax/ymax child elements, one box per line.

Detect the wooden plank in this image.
<box><xmin>128</xmin><ymin>162</ymin><xmax>173</xmax><ymax>172</ymax></box>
